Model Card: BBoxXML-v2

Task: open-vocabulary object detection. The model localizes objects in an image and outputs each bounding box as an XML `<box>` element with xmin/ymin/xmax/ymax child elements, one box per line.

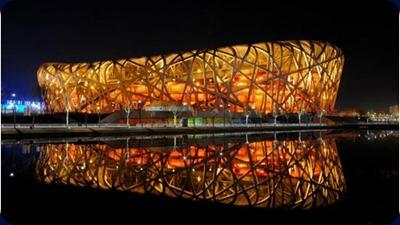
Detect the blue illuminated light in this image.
<box><xmin>1</xmin><ymin>99</ymin><xmax>45</xmax><ymax>114</ymax></box>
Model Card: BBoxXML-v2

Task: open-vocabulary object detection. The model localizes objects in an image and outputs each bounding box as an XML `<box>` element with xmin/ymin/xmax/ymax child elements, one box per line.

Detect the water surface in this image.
<box><xmin>2</xmin><ymin>130</ymin><xmax>398</xmax><ymax>224</ymax></box>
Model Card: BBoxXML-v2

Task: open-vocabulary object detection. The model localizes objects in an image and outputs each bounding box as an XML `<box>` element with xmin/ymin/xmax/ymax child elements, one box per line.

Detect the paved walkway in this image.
<box><xmin>1</xmin><ymin>122</ymin><xmax>397</xmax><ymax>139</ymax></box>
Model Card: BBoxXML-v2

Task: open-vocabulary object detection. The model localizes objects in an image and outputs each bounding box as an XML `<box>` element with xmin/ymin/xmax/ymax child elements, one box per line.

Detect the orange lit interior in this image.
<box><xmin>36</xmin><ymin>138</ymin><xmax>345</xmax><ymax>208</ymax></box>
<box><xmin>37</xmin><ymin>41</ymin><xmax>344</xmax><ymax>114</ymax></box>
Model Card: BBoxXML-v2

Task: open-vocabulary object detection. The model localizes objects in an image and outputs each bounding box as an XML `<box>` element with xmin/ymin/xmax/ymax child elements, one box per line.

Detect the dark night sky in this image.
<box><xmin>2</xmin><ymin>0</ymin><xmax>399</xmax><ymax>112</ymax></box>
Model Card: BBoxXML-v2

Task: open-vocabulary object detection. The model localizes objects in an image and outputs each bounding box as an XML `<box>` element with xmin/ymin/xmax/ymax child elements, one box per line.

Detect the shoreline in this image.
<box><xmin>1</xmin><ymin>123</ymin><xmax>398</xmax><ymax>139</ymax></box>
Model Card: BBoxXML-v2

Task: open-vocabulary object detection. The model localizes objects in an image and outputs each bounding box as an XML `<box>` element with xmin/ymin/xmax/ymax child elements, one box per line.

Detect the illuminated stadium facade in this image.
<box><xmin>37</xmin><ymin>40</ymin><xmax>344</xmax><ymax>115</ymax></box>
<box><xmin>36</xmin><ymin>136</ymin><xmax>345</xmax><ymax>208</ymax></box>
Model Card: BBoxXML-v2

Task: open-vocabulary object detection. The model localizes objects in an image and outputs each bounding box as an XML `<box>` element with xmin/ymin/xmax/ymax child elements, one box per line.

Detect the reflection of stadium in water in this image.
<box><xmin>35</xmin><ymin>134</ymin><xmax>345</xmax><ymax>209</ymax></box>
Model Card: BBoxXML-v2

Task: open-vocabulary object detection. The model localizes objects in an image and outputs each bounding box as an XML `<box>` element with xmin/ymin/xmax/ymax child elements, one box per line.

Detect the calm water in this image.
<box><xmin>2</xmin><ymin>130</ymin><xmax>398</xmax><ymax>224</ymax></box>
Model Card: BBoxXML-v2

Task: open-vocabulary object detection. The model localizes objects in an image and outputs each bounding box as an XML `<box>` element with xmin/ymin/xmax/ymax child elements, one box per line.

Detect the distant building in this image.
<box><xmin>335</xmin><ymin>109</ymin><xmax>360</xmax><ymax>117</ymax></box>
<box><xmin>1</xmin><ymin>99</ymin><xmax>46</xmax><ymax>114</ymax></box>
<box><xmin>389</xmin><ymin>105</ymin><xmax>399</xmax><ymax>116</ymax></box>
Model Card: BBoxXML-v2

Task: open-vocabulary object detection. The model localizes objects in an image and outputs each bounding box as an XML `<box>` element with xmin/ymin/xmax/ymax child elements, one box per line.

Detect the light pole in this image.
<box><xmin>319</xmin><ymin>110</ymin><xmax>326</xmax><ymax>125</ymax></box>
<box><xmin>138</xmin><ymin>100</ymin><xmax>143</xmax><ymax>127</ymax></box>
<box><xmin>96</xmin><ymin>106</ymin><xmax>101</xmax><ymax>127</ymax></box>
<box><xmin>278</xmin><ymin>109</ymin><xmax>284</xmax><ymax>126</ymax></box>
<box><xmin>173</xmin><ymin>111</ymin><xmax>177</xmax><ymax>127</ymax></box>
<box><xmin>283</xmin><ymin>112</ymin><xmax>289</xmax><ymax>124</ymax></box>
<box><xmin>172</xmin><ymin>105</ymin><xmax>178</xmax><ymax>128</ymax></box>
<box><xmin>211</xmin><ymin>111</ymin><xmax>216</xmax><ymax>128</ymax></box>
<box><xmin>273</xmin><ymin>110</ymin><xmax>278</xmax><ymax>127</ymax></box>
<box><xmin>298</xmin><ymin>108</ymin><xmax>304</xmax><ymax>127</ymax></box>
<box><xmin>13</xmin><ymin>105</ymin><xmax>17</xmax><ymax>128</ymax></box>
<box><xmin>11</xmin><ymin>93</ymin><xmax>16</xmax><ymax>128</ymax></box>
<box><xmin>251</xmin><ymin>105</ymin><xmax>257</xmax><ymax>127</ymax></box>
<box><xmin>228</xmin><ymin>109</ymin><xmax>232</xmax><ymax>126</ymax></box>
<box><xmin>85</xmin><ymin>112</ymin><xmax>88</xmax><ymax>128</ymax></box>
<box><xmin>192</xmin><ymin>108</ymin><xmax>196</xmax><ymax>127</ymax></box>
<box><xmin>66</xmin><ymin>108</ymin><xmax>69</xmax><ymax>127</ymax></box>
<box><xmin>254</xmin><ymin>111</ymin><xmax>262</xmax><ymax>127</ymax></box>
<box><xmin>32</xmin><ymin>112</ymin><xmax>35</xmax><ymax>128</ymax></box>
<box><xmin>125</xmin><ymin>137</ymin><xmax>131</xmax><ymax>159</ymax></box>
<box><xmin>219</xmin><ymin>103</ymin><xmax>225</xmax><ymax>127</ymax></box>
<box><xmin>245</xmin><ymin>113</ymin><xmax>249</xmax><ymax>127</ymax></box>
<box><xmin>124</xmin><ymin>101</ymin><xmax>131</xmax><ymax>128</ymax></box>
<box><xmin>64</xmin><ymin>97</ymin><xmax>70</xmax><ymax>128</ymax></box>
<box><xmin>63</xmin><ymin>93</ymin><xmax>70</xmax><ymax>127</ymax></box>
<box><xmin>150</xmin><ymin>111</ymin><xmax>154</xmax><ymax>127</ymax></box>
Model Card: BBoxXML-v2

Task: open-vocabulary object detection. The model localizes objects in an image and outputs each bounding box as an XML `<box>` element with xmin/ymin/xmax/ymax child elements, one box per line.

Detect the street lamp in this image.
<box><xmin>173</xmin><ymin>109</ymin><xmax>178</xmax><ymax>128</ymax></box>
<box><xmin>254</xmin><ymin>111</ymin><xmax>262</xmax><ymax>127</ymax></box>
<box><xmin>125</xmin><ymin>137</ymin><xmax>131</xmax><ymax>159</ymax></box>
<box><xmin>243</xmin><ymin>107</ymin><xmax>248</xmax><ymax>127</ymax></box>
<box><xmin>211</xmin><ymin>111</ymin><xmax>216</xmax><ymax>128</ymax></box>
<box><xmin>31</xmin><ymin>112</ymin><xmax>35</xmax><ymax>128</ymax></box>
<box><xmin>192</xmin><ymin>108</ymin><xmax>197</xmax><ymax>127</ymax></box>
<box><xmin>124</xmin><ymin>101</ymin><xmax>131</xmax><ymax>128</ymax></box>
<box><xmin>150</xmin><ymin>111</ymin><xmax>155</xmax><ymax>127</ymax></box>
<box><xmin>283</xmin><ymin>112</ymin><xmax>289</xmax><ymax>124</ymax></box>
<box><xmin>96</xmin><ymin>106</ymin><xmax>101</xmax><ymax>127</ymax></box>
<box><xmin>172</xmin><ymin>103</ymin><xmax>180</xmax><ymax>128</ymax></box>
<box><xmin>272</xmin><ymin>110</ymin><xmax>278</xmax><ymax>127</ymax></box>
<box><xmin>13</xmin><ymin>104</ymin><xmax>17</xmax><ymax>128</ymax></box>
<box><xmin>11</xmin><ymin>93</ymin><xmax>17</xmax><ymax>128</ymax></box>
<box><xmin>228</xmin><ymin>109</ymin><xmax>232</xmax><ymax>126</ymax></box>
<box><xmin>65</xmin><ymin>107</ymin><xmax>70</xmax><ymax>127</ymax></box>
<box><xmin>219</xmin><ymin>103</ymin><xmax>225</xmax><ymax>127</ymax></box>
<box><xmin>85</xmin><ymin>112</ymin><xmax>88</xmax><ymax>128</ymax></box>
<box><xmin>298</xmin><ymin>108</ymin><xmax>305</xmax><ymax>127</ymax></box>
<box><xmin>138</xmin><ymin>100</ymin><xmax>143</xmax><ymax>127</ymax></box>
<box><xmin>318</xmin><ymin>110</ymin><xmax>326</xmax><ymax>125</ymax></box>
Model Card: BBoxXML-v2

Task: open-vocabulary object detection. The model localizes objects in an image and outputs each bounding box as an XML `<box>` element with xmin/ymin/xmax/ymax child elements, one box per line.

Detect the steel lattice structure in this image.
<box><xmin>37</xmin><ymin>40</ymin><xmax>344</xmax><ymax>114</ymax></box>
<box><xmin>36</xmin><ymin>138</ymin><xmax>345</xmax><ymax>209</ymax></box>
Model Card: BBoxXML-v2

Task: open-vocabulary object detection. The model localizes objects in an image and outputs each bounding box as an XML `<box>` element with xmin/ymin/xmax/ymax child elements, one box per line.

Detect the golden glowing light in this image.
<box><xmin>35</xmin><ymin>137</ymin><xmax>345</xmax><ymax>209</ymax></box>
<box><xmin>37</xmin><ymin>41</ymin><xmax>344</xmax><ymax>114</ymax></box>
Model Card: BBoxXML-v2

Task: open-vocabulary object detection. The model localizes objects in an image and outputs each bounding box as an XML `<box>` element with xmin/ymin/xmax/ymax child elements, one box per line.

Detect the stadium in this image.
<box><xmin>37</xmin><ymin>40</ymin><xmax>344</xmax><ymax>125</ymax></box>
<box><xmin>37</xmin><ymin>40</ymin><xmax>343</xmax><ymax>113</ymax></box>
